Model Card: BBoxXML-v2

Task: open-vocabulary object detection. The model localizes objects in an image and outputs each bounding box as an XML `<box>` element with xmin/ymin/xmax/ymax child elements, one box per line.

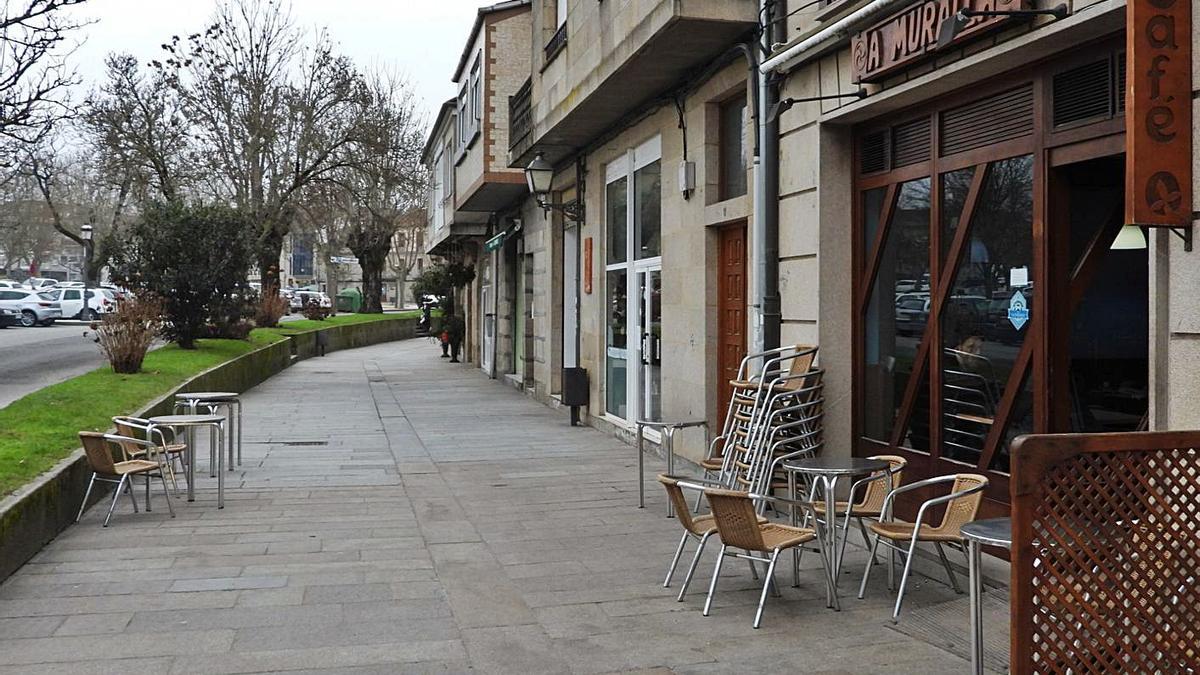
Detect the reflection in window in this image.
<box><xmin>940</xmin><ymin>155</ymin><xmax>1033</xmax><ymax>465</ymax></box>
<box><xmin>635</xmin><ymin>160</ymin><xmax>661</xmax><ymax>259</ymax></box>
<box><xmin>606</xmin><ymin>178</ymin><xmax>627</xmax><ymax>265</ymax></box>
<box><xmin>719</xmin><ymin>96</ymin><xmax>748</xmax><ymax>200</ymax></box>
<box><xmin>606</xmin><ymin>270</ymin><xmax>628</xmax><ymax>417</ymax></box>
<box><xmin>862</xmin><ymin>178</ymin><xmax>931</xmax><ymax>444</ymax></box>
<box><xmin>940</xmin><ymin>167</ymin><xmax>975</xmax><ymax>266</ymax></box>
<box><xmin>862</xmin><ymin>186</ymin><xmax>887</xmax><ymax>262</ymax></box>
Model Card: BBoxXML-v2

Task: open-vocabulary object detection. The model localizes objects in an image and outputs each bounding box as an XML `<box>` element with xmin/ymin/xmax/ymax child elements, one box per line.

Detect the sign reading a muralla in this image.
<box><xmin>850</xmin><ymin>0</ymin><xmax>1026</xmax><ymax>83</ymax></box>
<box><xmin>1126</xmin><ymin>0</ymin><xmax>1192</xmax><ymax>227</ymax></box>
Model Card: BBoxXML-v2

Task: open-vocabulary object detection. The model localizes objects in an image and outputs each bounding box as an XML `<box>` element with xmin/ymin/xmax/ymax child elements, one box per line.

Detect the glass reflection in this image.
<box><xmin>606</xmin><ymin>270</ymin><xmax>627</xmax><ymax>417</ymax></box>
<box><xmin>607</xmin><ymin>178</ymin><xmax>627</xmax><ymax>265</ymax></box>
<box><xmin>863</xmin><ymin>178</ymin><xmax>931</xmax><ymax>444</ymax></box>
<box><xmin>940</xmin><ymin>155</ymin><xmax>1034</xmax><ymax>465</ymax></box>
<box><xmin>635</xmin><ymin>160</ymin><xmax>661</xmax><ymax>259</ymax></box>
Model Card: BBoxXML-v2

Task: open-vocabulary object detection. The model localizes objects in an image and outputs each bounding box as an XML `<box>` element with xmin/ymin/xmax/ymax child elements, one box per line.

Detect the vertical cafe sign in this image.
<box><xmin>1126</xmin><ymin>0</ymin><xmax>1192</xmax><ymax>227</ymax></box>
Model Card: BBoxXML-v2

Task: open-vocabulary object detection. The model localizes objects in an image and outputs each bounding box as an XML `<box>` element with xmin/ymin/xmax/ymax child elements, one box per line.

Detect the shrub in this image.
<box><xmin>108</xmin><ymin>201</ymin><xmax>254</xmax><ymax>349</ymax></box>
<box><xmin>88</xmin><ymin>294</ymin><xmax>164</xmax><ymax>374</ymax></box>
<box><xmin>255</xmin><ymin>285</ymin><xmax>288</xmax><ymax>328</ymax></box>
<box><xmin>208</xmin><ymin>293</ymin><xmax>255</xmax><ymax>339</ymax></box>
<box><xmin>302</xmin><ymin>300</ymin><xmax>331</xmax><ymax>321</ymax></box>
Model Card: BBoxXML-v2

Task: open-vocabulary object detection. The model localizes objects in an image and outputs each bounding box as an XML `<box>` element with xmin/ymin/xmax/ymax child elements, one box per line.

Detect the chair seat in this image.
<box><xmin>869</xmin><ymin>520</ymin><xmax>963</xmax><ymax>542</ymax></box>
<box><xmin>811</xmin><ymin>501</ymin><xmax>882</xmax><ymax>518</ymax></box>
<box><xmin>129</xmin><ymin>443</ymin><xmax>187</xmax><ymax>458</ymax></box>
<box><xmin>112</xmin><ymin>459</ymin><xmax>161</xmax><ymax>476</ymax></box>
<box><xmin>758</xmin><ymin>523</ymin><xmax>817</xmax><ymax>551</ymax></box>
<box><xmin>700</xmin><ymin>458</ymin><xmax>724</xmax><ymax>471</ymax></box>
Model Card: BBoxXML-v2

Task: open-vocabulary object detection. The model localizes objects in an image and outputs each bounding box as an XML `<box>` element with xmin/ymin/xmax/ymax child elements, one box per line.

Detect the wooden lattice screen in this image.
<box><xmin>1010</xmin><ymin>432</ymin><xmax>1200</xmax><ymax>674</ymax></box>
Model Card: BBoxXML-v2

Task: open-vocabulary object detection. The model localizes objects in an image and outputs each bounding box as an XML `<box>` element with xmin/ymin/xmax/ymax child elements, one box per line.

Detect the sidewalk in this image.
<box><xmin>0</xmin><ymin>339</ymin><xmax>979</xmax><ymax>674</ymax></box>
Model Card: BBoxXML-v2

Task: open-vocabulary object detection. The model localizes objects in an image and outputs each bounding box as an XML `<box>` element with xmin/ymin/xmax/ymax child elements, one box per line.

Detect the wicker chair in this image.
<box><xmin>657</xmin><ymin>475</ymin><xmax>768</xmax><ymax>602</ymax></box>
<box><xmin>113</xmin><ymin>416</ymin><xmax>189</xmax><ymax>493</ymax></box>
<box><xmin>856</xmin><ymin>473</ymin><xmax>988</xmax><ymax>622</ymax></box>
<box><xmin>810</xmin><ymin>454</ymin><xmax>906</xmax><ymax>569</ymax></box>
<box><xmin>700</xmin><ymin>487</ymin><xmax>838</xmax><ymax>628</ymax></box>
<box><xmin>76</xmin><ymin>431</ymin><xmax>175</xmax><ymax>527</ymax></box>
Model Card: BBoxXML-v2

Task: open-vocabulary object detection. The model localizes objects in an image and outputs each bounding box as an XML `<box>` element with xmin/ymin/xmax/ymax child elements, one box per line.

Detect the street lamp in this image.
<box><xmin>524</xmin><ymin>153</ymin><xmax>582</xmax><ymax>222</ymax></box>
<box><xmin>936</xmin><ymin>4</ymin><xmax>1069</xmax><ymax>49</ymax></box>
<box><xmin>81</xmin><ymin>224</ymin><xmax>94</xmax><ymax>320</ymax></box>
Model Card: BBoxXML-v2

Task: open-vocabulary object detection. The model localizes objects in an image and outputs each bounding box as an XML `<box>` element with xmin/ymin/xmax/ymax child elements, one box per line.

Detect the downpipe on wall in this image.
<box><xmin>754</xmin><ymin>0</ymin><xmax>782</xmax><ymax>352</ymax></box>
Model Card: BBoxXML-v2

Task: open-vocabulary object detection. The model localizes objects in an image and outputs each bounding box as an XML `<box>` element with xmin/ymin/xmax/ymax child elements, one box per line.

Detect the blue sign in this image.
<box><xmin>1008</xmin><ymin>291</ymin><xmax>1029</xmax><ymax>331</ymax></box>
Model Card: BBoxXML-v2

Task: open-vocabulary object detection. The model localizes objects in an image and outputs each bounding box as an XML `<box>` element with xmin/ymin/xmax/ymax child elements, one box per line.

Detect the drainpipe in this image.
<box><xmin>755</xmin><ymin>0</ymin><xmax>782</xmax><ymax>351</ymax></box>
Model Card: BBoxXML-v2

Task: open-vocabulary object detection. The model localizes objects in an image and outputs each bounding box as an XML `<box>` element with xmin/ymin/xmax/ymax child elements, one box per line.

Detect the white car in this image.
<box><xmin>23</xmin><ymin>277</ymin><xmax>59</xmax><ymax>290</ymax></box>
<box><xmin>0</xmin><ymin>279</ymin><xmax>23</xmax><ymax>290</ymax></box>
<box><xmin>290</xmin><ymin>290</ymin><xmax>332</xmax><ymax>310</ymax></box>
<box><xmin>0</xmin><ymin>288</ymin><xmax>63</xmax><ymax>327</ymax></box>
<box><xmin>44</xmin><ymin>287</ymin><xmax>114</xmax><ymax>320</ymax></box>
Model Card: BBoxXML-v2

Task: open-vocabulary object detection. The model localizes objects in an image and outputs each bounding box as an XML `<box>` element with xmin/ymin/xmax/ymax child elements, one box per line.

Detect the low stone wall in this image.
<box><xmin>0</xmin><ymin>316</ymin><xmax>415</xmax><ymax>582</ymax></box>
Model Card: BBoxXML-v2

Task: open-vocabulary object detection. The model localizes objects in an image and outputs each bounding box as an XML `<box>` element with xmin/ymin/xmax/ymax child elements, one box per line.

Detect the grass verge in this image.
<box><xmin>0</xmin><ymin>331</ymin><xmax>283</xmax><ymax>497</ymax></box>
<box><xmin>265</xmin><ymin>310</ymin><xmax>421</xmax><ymax>335</ymax></box>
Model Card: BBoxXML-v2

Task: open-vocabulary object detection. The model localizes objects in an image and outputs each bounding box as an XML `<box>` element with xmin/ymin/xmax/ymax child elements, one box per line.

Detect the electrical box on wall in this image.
<box><xmin>678</xmin><ymin>160</ymin><xmax>696</xmax><ymax>195</ymax></box>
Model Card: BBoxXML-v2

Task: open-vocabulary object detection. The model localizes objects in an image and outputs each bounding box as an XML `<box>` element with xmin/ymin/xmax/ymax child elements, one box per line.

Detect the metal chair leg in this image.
<box><xmin>812</xmin><ymin>531</ymin><xmax>841</xmax><ymax>611</ymax></box>
<box><xmin>158</xmin><ymin>471</ymin><xmax>175</xmax><ymax>518</ymax></box>
<box><xmin>104</xmin><ymin>475</ymin><xmax>127</xmax><ymax>527</ymax></box>
<box><xmin>664</xmin><ymin>533</ymin><xmax>689</xmax><ymax>587</ymax></box>
<box><xmin>702</xmin><ymin>544</ymin><xmax>727</xmax><ymax>617</ymax></box>
<box><xmin>935</xmin><ymin>542</ymin><xmax>962</xmax><ymax>594</ymax></box>
<box><xmin>753</xmin><ymin>550</ymin><xmax>781</xmax><ymax>629</ymax></box>
<box><xmin>144</xmin><ymin>473</ymin><xmax>152</xmax><ymax>512</ymax></box>
<box><xmin>746</xmin><ymin>555</ymin><xmax>760</xmax><ymax>581</ymax></box>
<box><xmin>858</xmin><ymin>532</ymin><xmax>883</xmax><ymax>599</ymax></box>
<box><xmin>126</xmin><ymin>476</ymin><xmax>139</xmax><ymax>513</ymax></box>
<box><xmin>858</xmin><ymin>518</ymin><xmax>878</xmax><ymax>564</ymax></box>
<box><xmin>677</xmin><ymin>531</ymin><xmax>712</xmax><ymax>601</ymax></box>
<box><xmin>892</xmin><ymin>535</ymin><xmax>921</xmax><ymax>622</ymax></box>
<box><xmin>887</xmin><ymin>540</ymin><xmax>896</xmax><ymax>591</ymax></box>
<box><xmin>76</xmin><ymin>474</ymin><xmax>97</xmax><ymax>523</ymax></box>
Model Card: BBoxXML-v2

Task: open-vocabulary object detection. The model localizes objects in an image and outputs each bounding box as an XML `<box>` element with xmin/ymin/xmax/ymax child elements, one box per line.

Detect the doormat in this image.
<box><xmin>887</xmin><ymin>590</ymin><xmax>1010</xmax><ymax>673</ymax></box>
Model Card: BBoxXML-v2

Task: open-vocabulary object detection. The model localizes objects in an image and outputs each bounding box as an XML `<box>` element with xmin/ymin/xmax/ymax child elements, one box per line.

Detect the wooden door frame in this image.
<box><xmin>850</xmin><ymin>37</ymin><xmax>1127</xmax><ymax>511</ymax></box>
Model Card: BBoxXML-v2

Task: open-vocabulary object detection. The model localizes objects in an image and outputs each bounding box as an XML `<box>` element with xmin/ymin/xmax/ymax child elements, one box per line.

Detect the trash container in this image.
<box><xmin>336</xmin><ymin>288</ymin><xmax>362</xmax><ymax>312</ymax></box>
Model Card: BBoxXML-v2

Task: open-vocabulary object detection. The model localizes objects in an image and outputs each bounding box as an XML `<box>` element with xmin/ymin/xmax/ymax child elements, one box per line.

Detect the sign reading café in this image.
<box><xmin>851</xmin><ymin>0</ymin><xmax>1027</xmax><ymax>82</ymax></box>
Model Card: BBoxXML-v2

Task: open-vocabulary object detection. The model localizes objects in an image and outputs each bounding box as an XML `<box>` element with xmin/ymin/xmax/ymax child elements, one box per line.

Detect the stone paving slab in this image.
<box><xmin>0</xmin><ymin>340</ymin><xmax>992</xmax><ymax>673</ymax></box>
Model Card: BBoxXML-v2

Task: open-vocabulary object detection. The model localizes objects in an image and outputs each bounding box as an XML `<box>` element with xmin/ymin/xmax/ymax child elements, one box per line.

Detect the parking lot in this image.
<box><xmin>0</xmin><ymin>322</ymin><xmax>105</xmax><ymax>409</ymax></box>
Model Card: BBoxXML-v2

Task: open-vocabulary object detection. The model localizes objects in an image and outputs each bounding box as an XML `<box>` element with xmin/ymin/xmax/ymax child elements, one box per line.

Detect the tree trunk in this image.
<box><xmin>257</xmin><ymin>227</ymin><xmax>285</xmax><ymax>290</ymax></box>
<box><xmin>357</xmin><ymin>245</ymin><xmax>388</xmax><ymax>313</ymax></box>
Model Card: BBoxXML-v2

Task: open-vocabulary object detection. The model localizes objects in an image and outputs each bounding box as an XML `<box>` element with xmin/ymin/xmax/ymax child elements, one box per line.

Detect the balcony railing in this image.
<box><xmin>508</xmin><ymin>77</ymin><xmax>532</xmax><ymax>155</ymax></box>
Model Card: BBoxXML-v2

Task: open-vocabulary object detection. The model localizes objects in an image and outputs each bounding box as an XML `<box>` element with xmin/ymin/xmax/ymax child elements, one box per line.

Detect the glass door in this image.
<box><xmin>637</xmin><ymin>267</ymin><xmax>662</xmax><ymax>421</ymax></box>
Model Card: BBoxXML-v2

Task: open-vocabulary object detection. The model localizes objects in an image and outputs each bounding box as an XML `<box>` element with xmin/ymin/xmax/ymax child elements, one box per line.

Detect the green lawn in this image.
<box><xmin>0</xmin><ymin>332</ymin><xmax>283</xmax><ymax>497</ymax></box>
<box><xmin>265</xmin><ymin>310</ymin><xmax>421</xmax><ymax>335</ymax></box>
<box><xmin>0</xmin><ymin>311</ymin><xmax>421</xmax><ymax>497</ymax></box>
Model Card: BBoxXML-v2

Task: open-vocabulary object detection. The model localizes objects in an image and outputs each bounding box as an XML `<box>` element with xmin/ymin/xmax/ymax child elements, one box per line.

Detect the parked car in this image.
<box><xmin>44</xmin><ymin>287</ymin><xmax>113</xmax><ymax>320</ymax></box>
<box><xmin>894</xmin><ymin>293</ymin><xmax>930</xmax><ymax>336</ymax></box>
<box><xmin>0</xmin><ymin>279</ymin><xmax>23</xmax><ymax>290</ymax></box>
<box><xmin>0</xmin><ymin>288</ymin><xmax>62</xmax><ymax>326</ymax></box>
<box><xmin>23</xmin><ymin>277</ymin><xmax>58</xmax><ymax>290</ymax></box>
<box><xmin>0</xmin><ymin>306</ymin><xmax>21</xmax><ymax>327</ymax></box>
<box><xmin>290</xmin><ymin>290</ymin><xmax>332</xmax><ymax>310</ymax></box>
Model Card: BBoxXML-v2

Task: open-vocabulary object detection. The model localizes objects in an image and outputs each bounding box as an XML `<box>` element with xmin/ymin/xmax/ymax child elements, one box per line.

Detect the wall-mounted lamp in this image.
<box><xmin>766</xmin><ymin>89</ymin><xmax>868</xmax><ymax>123</ymax></box>
<box><xmin>936</xmin><ymin>3</ymin><xmax>1069</xmax><ymax>49</ymax></box>
<box><xmin>1110</xmin><ymin>224</ymin><xmax>1148</xmax><ymax>251</ymax></box>
<box><xmin>525</xmin><ymin>152</ymin><xmax>583</xmax><ymax>222</ymax></box>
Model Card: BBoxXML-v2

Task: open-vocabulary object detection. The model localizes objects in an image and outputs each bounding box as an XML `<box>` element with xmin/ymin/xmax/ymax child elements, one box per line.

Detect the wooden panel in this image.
<box><xmin>717</xmin><ymin>224</ymin><xmax>747</xmax><ymax>417</ymax></box>
<box><xmin>1125</xmin><ymin>0</ymin><xmax>1192</xmax><ymax>227</ymax></box>
<box><xmin>1010</xmin><ymin>432</ymin><xmax>1200</xmax><ymax>673</ymax></box>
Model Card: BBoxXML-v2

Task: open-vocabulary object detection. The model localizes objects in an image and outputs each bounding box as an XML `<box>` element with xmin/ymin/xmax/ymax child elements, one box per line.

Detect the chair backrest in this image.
<box><xmin>856</xmin><ymin>454</ymin><xmax>907</xmax><ymax>512</ymax></box>
<box><xmin>112</xmin><ymin>419</ymin><xmax>146</xmax><ymax>461</ymax></box>
<box><xmin>657</xmin><ymin>475</ymin><xmax>706</xmax><ymax>536</ymax></box>
<box><xmin>935</xmin><ymin>473</ymin><xmax>989</xmax><ymax>533</ymax></box>
<box><xmin>704</xmin><ymin>488</ymin><xmax>766</xmax><ymax>551</ymax></box>
<box><xmin>79</xmin><ymin>432</ymin><xmax>116</xmax><ymax>474</ymax></box>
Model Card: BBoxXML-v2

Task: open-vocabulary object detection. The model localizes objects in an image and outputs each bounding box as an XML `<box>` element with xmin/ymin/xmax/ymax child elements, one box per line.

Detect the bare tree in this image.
<box><xmin>0</xmin><ymin>172</ymin><xmax>58</xmax><ymax>274</ymax></box>
<box><xmin>158</xmin><ymin>0</ymin><xmax>368</xmax><ymax>288</ymax></box>
<box><xmin>294</xmin><ymin>180</ymin><xmax>351</xmax><ymax>297</ymax></box>
<box><xmin>0</xmin><ymin>0</ymin><xmax>88</xmax><ymax>164</ymax></box>
<box><xmin>83</xmin><ymin>53</ymin><xmax>189</xmax><ymax>202</ymax></box>
<box><xmin>386</xmin><ymin>208</ymin><xmax>425</xmax><ymax>309</ymax></box>
<box><xmin>344</xmin><ymin>70</ymin><xmax>426</xmax><ymax>313</ymax></box>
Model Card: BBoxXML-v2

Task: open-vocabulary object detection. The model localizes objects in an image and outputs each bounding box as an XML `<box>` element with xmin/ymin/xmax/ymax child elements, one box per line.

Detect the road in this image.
<box><xmin>0</xmin><ymin>323</ymin><xmax>106</xmax><ymax>409</ymax></box>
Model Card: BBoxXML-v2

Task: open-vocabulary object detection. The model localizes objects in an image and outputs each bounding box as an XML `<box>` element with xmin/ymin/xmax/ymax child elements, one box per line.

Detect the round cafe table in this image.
<box><xmin>147</xmin><ymin>414</ymin><xmax>227</xmax><ymax>508</ymax></box>
<box><xmin>779</xmin><ymin>456</ymin><xmax>890</xmax><ymax>604</ymax></box>
<box><xmin>175</xmin><ymin>392</ymin><xmax>242</xmax><ymax>470</ymax></box>
<box><xmin>960</xmin><ymin>517</ymin><xmax>1012</xmax><ymax>675</ymax></box>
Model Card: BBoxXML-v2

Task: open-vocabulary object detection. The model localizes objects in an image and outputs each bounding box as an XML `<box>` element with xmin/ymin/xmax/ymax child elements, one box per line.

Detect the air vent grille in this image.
<box><xmin>892</xmin><ymin>117</ymin><xmax>931</xmax><ymax>168</ymax></box>
<box><xmin>940</xmin><ymin>84</ymin><xmax>1034</xmax><ymax>157</ymax></box>
<box><xmin>1053</xmin><ymin>59</ymin><xmax>1113</xmax><ymax>127</ymax></box>
<box><xmin>860</xmin><ymin>130</ymin><xmax>889</xmax><ymax>174</ymax></box>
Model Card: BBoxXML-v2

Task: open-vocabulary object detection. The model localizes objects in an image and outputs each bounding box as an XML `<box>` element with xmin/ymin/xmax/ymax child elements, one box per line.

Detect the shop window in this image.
<box><xmin>719</xmin><ymin>95</ymin><xmax>748</xmax><ymax>200</ymax></box>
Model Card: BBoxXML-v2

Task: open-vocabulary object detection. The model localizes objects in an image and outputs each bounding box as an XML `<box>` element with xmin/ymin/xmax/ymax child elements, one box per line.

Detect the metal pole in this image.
<box><xmin>637</xmin><ymin>422</ymin><xmax>645</xmax><ymax>508</ymax></box>
<box><xmin>969</xmin><ymin>539</ymin><xmax>984</xmax><ymax>675</ymax></box>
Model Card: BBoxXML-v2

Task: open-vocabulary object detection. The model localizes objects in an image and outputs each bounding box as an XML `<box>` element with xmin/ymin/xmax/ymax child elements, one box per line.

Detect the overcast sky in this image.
<box><xmin>65</xmin><ymin>0</ymin><xmax>493</xmax><ymax>123</ymax></box>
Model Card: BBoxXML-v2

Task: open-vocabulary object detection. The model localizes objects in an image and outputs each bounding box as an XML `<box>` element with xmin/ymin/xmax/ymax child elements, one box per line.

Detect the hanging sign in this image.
<box><xmin>1126</xmin><ymin>0</ymin><xmax>1192</xmax><ymax>227</ymax></box>
<box><xmin>1007</xmin><ymin>291</ymin><xmax>1029</xmax><ymax>331</ymax></box>
<box><xmin>484</xmin><ymin>230</ymin><xmax>508</xmax><ymax>253</ymax></box>
<box><xmin>583</xmin><ymin>237</ymin><xmax>593</xmax><ymax>295</ymax></box>
<box><xmin>850</xmin><ymin>0</ymin><xmax>1027</xmax><ymax>83</ymax></box>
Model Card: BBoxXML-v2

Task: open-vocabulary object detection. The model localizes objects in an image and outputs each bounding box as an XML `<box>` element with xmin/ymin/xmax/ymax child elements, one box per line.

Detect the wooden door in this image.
<box><xmin>717</xmin><ymin>223</ymin><xmax>747</xmax><ymax>416</ymax></box>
